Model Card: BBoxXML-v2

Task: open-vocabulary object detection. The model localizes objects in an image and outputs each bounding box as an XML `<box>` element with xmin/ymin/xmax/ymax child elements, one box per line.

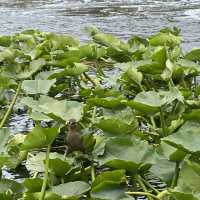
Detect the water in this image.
<box><xmin>0</xmin><ymin>0</ymin><xmax>199</xmax><ymax>52</ymax></box>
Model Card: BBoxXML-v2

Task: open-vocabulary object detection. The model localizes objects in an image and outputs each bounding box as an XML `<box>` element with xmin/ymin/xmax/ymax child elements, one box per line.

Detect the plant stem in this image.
<box><xmin>157</xmin><ymin>190</ymin><xmax>169</xmax><ymax>199</ymax></box>
<box><xmin>91</xmin><ymin>163</ymin><xmax>96</xmax><ymax>182</ymax></box>
<box><xmin>0</xmin><ymin>82</ymin><xmax>21</xmax><ymax>128</ymax></box>
<box><xmin>140</xmin><ymin>176</ymin><xmax>160</xmax><ymax>195</ymax></box>
<box><xmin>126</xmin><ymin>192</ymin><xmax>160</xmax><ymax>200</ymax></box>
<box><xmin>135</xmin><ymin>175</ymin><xmax>154</xmax><ymax>200</ymax></box>
<box><xmin>159</xmin><ymin>107</ymin><xmax>167</xmax><ymax>137</ymax></box>
<box><xmin>150</xmin><ymin>116</ymin><xmax>156</xmax><ymax>130</ymax></box>
<box><xmin>92</xmin><ymin>106</ymin><xmax>97</xmax><ymax>124</ymax></box>
<box><xmin>39</xmin><ymin>144</ymin><xmax>51</xmax><ymax>200</ymax></box>
<box><xmin>83</xmin><ymin>72</ymin><xmax>97</xmax><ymax>87</ymax></box>
<box><xmin>171</xmin><ymin>162</ymin><xmax>180</xmax><ymax>188</ymax></box>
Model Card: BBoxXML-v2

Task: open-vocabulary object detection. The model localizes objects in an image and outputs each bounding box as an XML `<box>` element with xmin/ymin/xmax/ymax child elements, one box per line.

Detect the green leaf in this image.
<box><xmin>17</xmin><ymin>58</ymin><xmax>46</xmax><ymax>79</ymax></box>
<box><xmin>0</xmin><ymin>128</ymin><xmax>10</xmax><ymax>154</ymax></box>
<box><xmin>185</xmin><ymin>49</ymin><xmax>200</xmax><ymax>62</ymax></box>
<box><xmin>163</xmin><ymin>121</ymin><xmax>200</xmax><ymax>154</ymax></box>
<box><xmin>21</xmin><ymin>95</ymin><xmax>83</xmax><ymax>122</ymax></box>
<box><xmin>50</xmin><ymin>181</ymin><xmax>90</xmax><ymax>198</ymax></box>
<box><xmin>91</xmin><ymin>182</ymin><xmax>133</xmax><ymax>200</ymax></box>
<box><xmin>21</xmin><ymin>126</ymin><xmax>59</xmax><ymax>150</ymax></box>
<box><xmin>170</xmin><ymin>160</ymin><xmax>200</xmax><ymax>199</ymax></box>
<box><xmin>49</xmin><ymin>158</ymin><xmax>71</xmax><ymax>176</ymax></box>
<box><xmin>97</xmin><ymin>136</ymin><xmax>157</xmax><ymax>173</ymax></box>
<box><xmin>96</xmin><ymin>118</ymin><xmax>136</xmax><ymax>137</ymax></box>
<box><xmin>92</xmin><ymin>170</ymin><xmax>126</xmax><ymax>188</ymax></box>
<box><xmin>23</xmin><ymin>178</ymin><xmax>43</xmax><ymax>192</ymax></box>
<box><xmin>122</xmin><ymin>91</ymin><xmax>164</xmax><ymax>114</ymax></box>
<box><xmin>149</xmin><ymin>32</ymin><xmax>181</xmax><ymax>47</ymax></box>
<box><xmin>22</xmin><ymin>79</ymin><xmax>56</xmax><ymax>94</ymax></box>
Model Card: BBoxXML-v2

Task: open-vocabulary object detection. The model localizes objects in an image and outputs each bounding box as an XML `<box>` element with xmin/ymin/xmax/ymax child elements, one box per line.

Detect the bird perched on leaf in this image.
<box><xmin>66</xmin><ymin>118</ymin><xmax>84</xmax><ymax>153</ymax></box>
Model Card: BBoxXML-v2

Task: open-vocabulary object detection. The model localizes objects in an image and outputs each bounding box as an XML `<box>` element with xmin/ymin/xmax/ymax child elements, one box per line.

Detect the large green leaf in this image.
<box><xmin>21</xmin><ymin>95</ymin><xmax>83</xmax><ymax>121</ymax></box>
<box><xmin>21</xmin><ymin>126</ymin><xmax>59</xmax><ymax>150</ymax></box>
<box><xmin>50</xmin><ymin>181</ymin><xmax>90</xmax><ymax>198</ymax></box>
<box><xmin>17</xmin><ymin>58</ymin><xmax>46</xmax><ymax>79</ymax></box>
<box><xmin>97</xmin><ymin>136</ymin><xmax>157</xmax><ymax>173</ymax></box>
<box><xmin>91</xmin><ymin>182</ymin><xmax>133</xmax><ymax>200</ymax></box>
<box><xmin>22</xmin><ymin>79</ymin><xmax>56</xmax><ymax>94</ymax></box>
<box><xmin>96</xmin><ymin>118</ymin><xmax>136</xmax><ymax>137</ymax></box>
<box><xmin>170</xmin><ymin>160</ymin><xmax>200</xmax><ymax>200</ymax></box>
<box><xmin>163</xmin><ymin>121</ymin><xmax>200</xmax><ymax>154</ymax></box>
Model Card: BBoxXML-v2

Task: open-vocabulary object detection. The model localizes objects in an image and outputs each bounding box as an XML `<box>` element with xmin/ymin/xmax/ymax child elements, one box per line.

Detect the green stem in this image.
<box><xmin>135</xmin><ymin>175</ymin><xmax>154</xmax><ymax>200</ymax></box>
<box><xmin>91</xmin><ymin>163</ymin><xmax>96</xmax><ymax>182</ymax></box>
<box><xmin>83</xmin><ymin>72</ymin><xmax>97</xmax><ymax>87</ymax></box>
<box><xmin>140</xmin><ymin>176</ymin><xmax>160</xmax><ymax>195</ymax></box>
<box><xmin>39</xmin><ymin>145</ymin><xmax>51</xmax><ymax>200</ymax></box>
<box><xmin>171</xmin><ymin>162</ymin><xmax>180</xmax><ymax>188</ymax></box>
<box><xmin>0</xmin><ymin>82</ymin><xmax>21</xmax><ymax>128</ymax></box>
<box><xmin>126</xmin><ymin>192</ymin><xmax>160</xmax><ymax>200</ymax></box>
<box><xmin>150</xmin><ymin>116</ymin><xmax>156</xmax><ymax>130</ymax></box>
<box><xmin>159</xmin><ymin>107</ymin><xmax>167</xmax><ymax>137</ymax></box>
<box><xmin>92</xmin><ymin>106</ymin><xmax>97</xmax><ymax>124</ymax></box>
<box><xmin>157</xmin><ymin>190</ymin><xmax>169</xmax><ymax>199</ymax></box>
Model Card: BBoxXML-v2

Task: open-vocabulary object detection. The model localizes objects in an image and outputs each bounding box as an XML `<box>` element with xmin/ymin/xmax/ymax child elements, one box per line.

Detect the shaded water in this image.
<box><xmin>1</xmin><ymin>0</ymin><xmax>200</xmax><ymax>197</ymax></box>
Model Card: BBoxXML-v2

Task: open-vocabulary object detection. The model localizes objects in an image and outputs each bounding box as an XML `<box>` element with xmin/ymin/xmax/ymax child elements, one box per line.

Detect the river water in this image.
<box><xmin>0</xmin><ymin>0</ymin><xmax>200</xmax><ymax>52</ymax></box>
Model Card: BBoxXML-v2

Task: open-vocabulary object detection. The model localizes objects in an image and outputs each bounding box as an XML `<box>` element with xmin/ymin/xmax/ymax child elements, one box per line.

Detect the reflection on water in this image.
<box><xmin>0</xmin><ymin>0</ymin><xmax>199</xmax><ymax>51</ymax></box>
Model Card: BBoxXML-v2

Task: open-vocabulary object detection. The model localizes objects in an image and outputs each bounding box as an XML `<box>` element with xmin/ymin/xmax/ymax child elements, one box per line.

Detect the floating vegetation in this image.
<box><xmin>0</xmin><ymin>26</ymin><xmax>200</xmax><ymax>200</ymax></box>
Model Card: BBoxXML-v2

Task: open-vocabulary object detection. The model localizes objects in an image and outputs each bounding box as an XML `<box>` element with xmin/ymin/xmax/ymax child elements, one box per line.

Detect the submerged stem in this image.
<box><xmin>140</xmin><ymin>176</ymin><xmax>160</xmax><ymax>195</ymax></box>
<box><xmin>0</xmin><ymin>82</ymin><xmax>21</xmax><ymax>128</ymax></box>
<box><xmin>135</xmin><ymin>175</ymin><xmax>154</xmax><ymax>200</ymax></box>
<box><xmin>83</xmin><ymin>72</ymin><xmax>97</xmax><ymax>87</ymax></box>
<box><xmin>126</xmin><ymin>192</ymin><xmax>160</xmax><ymax>200</ymax></box>
<box><xmin>39</xmin><ymin>144</ymin><xmax>51</xmax><ymax>200</ymax></box>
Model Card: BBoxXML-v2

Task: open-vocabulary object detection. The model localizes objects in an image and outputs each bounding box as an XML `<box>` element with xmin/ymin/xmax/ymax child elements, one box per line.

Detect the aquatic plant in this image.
<box><xmin>0</xmin><ymin>27</ymin><xmax>200</xmax><ymax>199</ymax></box>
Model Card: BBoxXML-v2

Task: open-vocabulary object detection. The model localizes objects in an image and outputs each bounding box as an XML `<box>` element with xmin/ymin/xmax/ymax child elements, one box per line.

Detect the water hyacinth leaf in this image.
<box><xmin>91</xmin><ymin>182</ymin><xmax>133</xmax><ymax>200</ymax></box>
<box><xmin>0</xmin><ymin>35</ymin><xmax>11</xmax><ymax>47</ymax></box>
<box><xmin>183</xmin><ymin>109</ymin><xmax>200</xmax><ymax>122</ymax></box>
<box><xmin>30</xmin><ymin>111</ymin><xmax>52</xmax><ymax>122</ymax></box>
<box><xmin>163</xmin><ymin>121</ymin><xmax>200</xmax><ymax>154</ymax></box>
<box><xmin>0</xmin><ymin>128</ymin><xmax>10</xmax><ymax>153</ymax></box>
<box><xmin>96</xmin><ymin>118</ymin><xmax>136</xmax><ymax>137</ymax></box>
<box><xmin>170</xmin><ymin>160</ymin><xmax>200</xmax><ymax>200</ymax></box>
<box><xmin>21</xmin><ymin>95</ymin><xmax>83</xmax><ymax>121</ymax></box>
<box><xmin>23</xmin><ymin>178</ymin><xmax>43</xmax><ymax>192</ymax></box>
<box><xmin>149</xmin><ymin>32</ymin><xmax>181</xmax><ymax>47</ymax></box>
<box><xmin>21</xmin><ymin>126</ymin><xmax>59</xmax><ymax>150</ymax></box>
<box><xmin>17</xmin><ymin>58</ymin><xmax>46</xmax><ymax>79</ymax></box>
<box><xmin>97</xmin><ymin>136</ymin><xmax>157</xmax><ymax>173</ymax></box>
<box><xmin>22</xmin><ymin>79</ymin><xmax>56</xmax><ymax>94</ymax></box>
<box><xmin>0</xmin><ymin>76</ymin><xmax>16</xmax><ymax>89</ymax></box>
<box><xmin>50</xmin><ymin>181</ymin><xmax>90</xmax><ymax>198</ymax></box>
<box><xmin>185</xmin><ymin>48</ymin><xmax>200</xmax><ymax>62</ymax></box>
<box><xmin>23</xmin><ymin>191</ymin><xmax>63</xmax><ymax>200</ymax></box>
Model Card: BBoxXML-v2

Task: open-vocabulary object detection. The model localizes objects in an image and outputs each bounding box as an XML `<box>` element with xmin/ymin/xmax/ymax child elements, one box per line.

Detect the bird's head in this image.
<box><xmin>68</xmin><ymin>118</ymin><xmax>77</xmax><ymax>130</ymax></box>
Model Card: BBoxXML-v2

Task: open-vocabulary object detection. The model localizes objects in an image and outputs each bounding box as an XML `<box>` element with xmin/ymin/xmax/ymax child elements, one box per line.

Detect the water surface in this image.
<box><xmin>0</xmin><ymin>0</ymin><xmax>199</xmax><ymax>51</ymax></box>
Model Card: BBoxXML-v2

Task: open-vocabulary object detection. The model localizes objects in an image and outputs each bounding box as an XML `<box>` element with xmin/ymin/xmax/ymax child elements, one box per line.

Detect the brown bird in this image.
<box><xmin>66</xmin><ymin>118</ymin><xmax>84</xmax><ymax>153</ymax></box>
